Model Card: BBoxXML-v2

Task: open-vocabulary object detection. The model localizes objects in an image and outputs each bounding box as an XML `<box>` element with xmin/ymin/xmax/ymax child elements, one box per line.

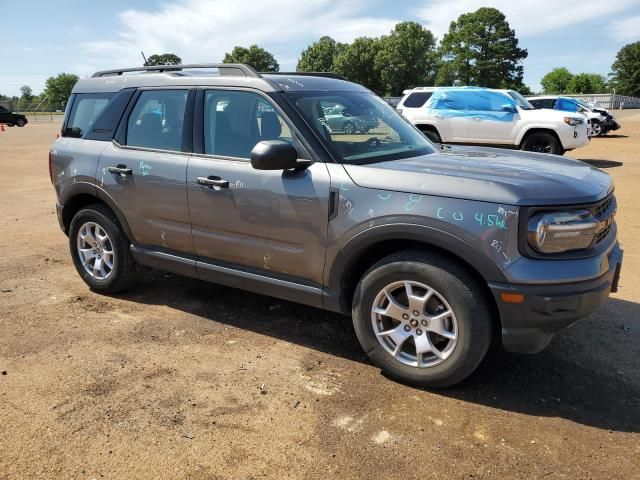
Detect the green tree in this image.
<box><xmin>223</xmin><ymin>45</ymin><xmax>279</xmax><ymax>72</ymax></box>
<box><xmin>44</xmin><ymin>73</ymin><xmax>79</xmax><ymax>105</ymax></box>
<box><xmin>145</xmin><ymin>53</ymin><xmax>182</xmax><ymax>66</ymax></box>
<box><xmin>374</xmin><ymin>21</ymin><xmax>438</xmax><ymax>96</ymax></box>
<box><xmin>540</xmin><ymin>67</ymin><xmax>574</xmax><ymax>94</ymax></box>
<box><xmin>334</xmin><ymin>37</ymin><xmax>384</xmax><ymax>93</ymax></box>
<box><xmin>297</xmin><ymin>36</ymin><xmax>346</xmax><ymax>72</ymax></box>
<box><xmin>566</xmin><ymin>73</ymin><xmax>607</xmax><ymax>94</ymax></box>
<box><xmin>609</xmin><ymin>42</ymin><xmax>640</xmax><ymax>97</ymax></box>
<box><xmin>19</xmin><ymin>85</ymin><xmax>33</xmax><ymax>100</ymax></box>
<box><xmin>439</xmin><ymin>7</ymin><xmax>528</xmax><ymax>88</ymax></box>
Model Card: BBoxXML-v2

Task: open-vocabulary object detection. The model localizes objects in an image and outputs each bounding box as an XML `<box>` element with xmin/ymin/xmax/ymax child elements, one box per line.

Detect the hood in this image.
<box><xmin>343</xmin><ymin>146</ymin><xmax>612</xmax><ymax>206</ymax></box>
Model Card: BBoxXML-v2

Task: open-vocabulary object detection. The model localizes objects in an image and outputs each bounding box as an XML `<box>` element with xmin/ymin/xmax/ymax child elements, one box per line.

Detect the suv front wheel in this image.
<box><xmin>352</xmin><ymin>251</ymin><xmax>492</xmax><ymax>388</ymax></box>
<box><xmin>521</xmin><ymin>132</ymin><xmax>564</xmax><ymax>155</ymax></box>
<box><xmin>69</xmin><ymin>204</ymin><xmax>137</xmax><ymax>293</ymax></box>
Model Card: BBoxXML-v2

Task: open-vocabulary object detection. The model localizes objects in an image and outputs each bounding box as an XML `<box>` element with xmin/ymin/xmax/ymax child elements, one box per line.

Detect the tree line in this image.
<box><xmin>2</xmin><ymin>8</ymin><xmax>639</xmax><ymax>109</ymax></box>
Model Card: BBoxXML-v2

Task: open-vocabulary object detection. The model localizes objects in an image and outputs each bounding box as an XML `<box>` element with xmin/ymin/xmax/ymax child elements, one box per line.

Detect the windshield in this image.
<box><xmin>284</xmin><ymin>91</ymin><xmax>436</xmax><ymax>164</ymax></box>
<box><xmin>507</xmin><ymin>90</ymin><xmax>534</xmax><ymax>110</ymax></box>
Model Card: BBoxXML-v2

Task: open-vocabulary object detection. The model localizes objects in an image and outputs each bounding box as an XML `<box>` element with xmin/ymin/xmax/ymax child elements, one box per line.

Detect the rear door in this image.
<box><xmin>187</xmin><ymin>89</ymin><xmax>330</xmax><ymax>286</ymax></box>
<box><xmin>427</xmin><ymin>90</ymin><xmax>472</xmax><ymax>142</ymax></box>
<box><xmin>97</xmin><ymin>88</ymin><xmax>194</xmax><ymax>254</ymax></box>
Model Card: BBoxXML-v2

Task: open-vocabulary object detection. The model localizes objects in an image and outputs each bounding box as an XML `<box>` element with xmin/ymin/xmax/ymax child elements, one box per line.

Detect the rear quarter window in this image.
<box><xmin>403</xmin><ymin>92</ymin><xmax>433</xmax><ymax>108</ymax></box>
<box><xmin>64</xmin><ymin>93</ymin><xmax>114</xmax><ymax>138</ymax></box>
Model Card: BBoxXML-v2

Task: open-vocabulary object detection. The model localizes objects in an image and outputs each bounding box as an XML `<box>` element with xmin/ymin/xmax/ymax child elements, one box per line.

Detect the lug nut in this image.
<box><xmin>404</xmin><ymin>325</ymin><xmax>411</xmax><ymax>332</ymax></box>
<box><xmin>416</xmin><ymin>329</ymin><xmax>422</xmax><ymax>335</ymax></box>
<box><xmin>402</xmin><ymin>313</ymin><xmax>409</xmax><ymax>320</ymax></box>
<box><xmin>413</xmin><ymin>310</ymin><xmax>419</xmax><ymax>316</ymax></box>
<box><xmin>421</xmin><ymin>319</ymin><xmax>428</xmax><ymax>326</ymax></box>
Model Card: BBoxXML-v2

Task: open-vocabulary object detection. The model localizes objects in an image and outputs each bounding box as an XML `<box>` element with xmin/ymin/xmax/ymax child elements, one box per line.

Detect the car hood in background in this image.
<box><xmin>342</xmin><ymin>146</ymin><xmax>612</xmax><ymax>206</ymax></box>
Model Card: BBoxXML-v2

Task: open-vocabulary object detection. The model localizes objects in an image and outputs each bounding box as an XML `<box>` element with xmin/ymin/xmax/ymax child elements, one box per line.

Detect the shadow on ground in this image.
<box><xmin>580</xmin><ymin>159</ymin><xmax>624</xmax><ymax>169</ymax></box>
<box><xmin>118</xmin><ymin>271</ymin><xmax>640</xmax><ymax>433</ymax></box>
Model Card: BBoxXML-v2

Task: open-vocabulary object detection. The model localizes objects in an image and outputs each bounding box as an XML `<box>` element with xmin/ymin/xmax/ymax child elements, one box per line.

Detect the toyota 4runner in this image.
<box><xmin>398</xmin><ymin>87</ymin><xmax>589</xmax><ymax>155</ymax></box>
<box><xmin>50</xmin><ymin>64</ymin><xmax>623</xmax><ymax>387</ymax></box>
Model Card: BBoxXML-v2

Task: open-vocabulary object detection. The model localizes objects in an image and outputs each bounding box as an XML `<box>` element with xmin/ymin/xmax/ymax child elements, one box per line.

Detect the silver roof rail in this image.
<box><xmin>92</xmin><ymin>63</ymin><xmax>260</xmax><ymax>78</ymax></box>
<box><xmin>262</xmin><ymin>71</ymin><xmax>347</xmax><ymax>80</ymax></box>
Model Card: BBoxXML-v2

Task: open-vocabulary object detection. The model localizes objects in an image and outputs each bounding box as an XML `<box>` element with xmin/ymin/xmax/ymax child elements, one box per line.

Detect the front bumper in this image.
<box><xmin>559</xmin><ymin>124</ymin><xmax>590</xmax><ymax>150</ymax></box>
<box><xmin>489</xmin><ymin>244</ymin><xmax>623</xmax><ymax>354</ymax></box>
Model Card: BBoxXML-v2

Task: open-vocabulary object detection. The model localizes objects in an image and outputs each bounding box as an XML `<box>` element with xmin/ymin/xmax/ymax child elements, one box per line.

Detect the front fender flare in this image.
<box><xmin>324</xmin><ymin>222</ymin><xmax>508</xmax><ymax>314</ymax></box>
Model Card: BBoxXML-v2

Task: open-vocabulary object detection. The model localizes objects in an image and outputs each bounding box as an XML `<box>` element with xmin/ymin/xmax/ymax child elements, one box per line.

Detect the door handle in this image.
<box><xmin>197</xmin><ymin>176</ymin><xmax>229</xmax><ymax>189</ymax></box>
<box><xmin>107</xmin><ymin>165</ymin><xmax>132</xmax><ymax>175</ymax></box>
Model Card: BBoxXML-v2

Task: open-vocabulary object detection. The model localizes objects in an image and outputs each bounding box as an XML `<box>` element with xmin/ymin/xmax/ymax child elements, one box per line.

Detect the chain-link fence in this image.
<box><xmin>1</xmin><ymin>98</ymin><xmax>66</xmax><ymax>122</ymax></box>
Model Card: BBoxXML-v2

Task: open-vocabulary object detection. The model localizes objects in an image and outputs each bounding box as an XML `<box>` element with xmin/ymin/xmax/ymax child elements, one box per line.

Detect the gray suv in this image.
<box><xmin>50</xmin><ymin>64</ymin><xmax>623</xmax><ymax>387</ymax></box>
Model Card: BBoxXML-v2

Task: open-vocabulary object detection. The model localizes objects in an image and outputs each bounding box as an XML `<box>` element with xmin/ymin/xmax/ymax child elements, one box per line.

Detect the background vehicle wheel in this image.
<box><xmin>15</xmin><ymin>119</ymin><xmax>27</xmax><ymax>127</ymax></box>
<box><xmin>420</xmin><ymin>127</ymin><xmax>442</xmax><ymax>144</ymax></box>
<box><xmin>69</xmin><ymin>204</ymin><xmax>137</xmax><ymax>293</ymax></box>
<box><xmin>352</xmin><ymin>251</ymin><xmax>492</xmax><ymax>388</ymax></box>
<box><xmin>590</xmin><ymin>120</ymin><xmax>603</xmax><ymax>137</ymax></box>
<box><xmin>343</xmin><ymin>121</ymin><xmax>355</xmax><ymax>135</ymax></box>
<box><xmin>521</xmin><ymin>132</ymin><xmax>563</xmax><ymax>155</ymax></box>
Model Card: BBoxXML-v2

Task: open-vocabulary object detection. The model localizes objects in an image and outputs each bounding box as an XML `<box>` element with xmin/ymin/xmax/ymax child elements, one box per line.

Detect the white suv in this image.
<box><xmin>397</xmin><ymin>87</ymin><xmax>589</xmax><ymax>155</ymax></box>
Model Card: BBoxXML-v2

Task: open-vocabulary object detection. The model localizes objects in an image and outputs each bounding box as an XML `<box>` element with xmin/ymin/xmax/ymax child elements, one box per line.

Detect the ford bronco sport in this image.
<box><xmin>50</xmin><ymin>64</ymin><xmax>623</xmax><ymax>387</ymax></box>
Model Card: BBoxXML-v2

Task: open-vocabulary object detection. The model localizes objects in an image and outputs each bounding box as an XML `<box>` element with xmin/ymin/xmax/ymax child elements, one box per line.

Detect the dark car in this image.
<box><xmin>0</xmin><ymin>106</ymin><xmax>28</xmax><ymax>127</ymax></box>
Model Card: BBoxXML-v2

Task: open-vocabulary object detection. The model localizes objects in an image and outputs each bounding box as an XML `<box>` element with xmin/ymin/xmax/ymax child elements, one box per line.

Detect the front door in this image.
<box><xmin>187</xmin><ymin>89</ymin><xmax>330</xmax><ymax>286</ymax></box>
<box><xmin>97</xmin><ymin>88</ymin><xmax>194</xmax><ymax>254</ymax></box>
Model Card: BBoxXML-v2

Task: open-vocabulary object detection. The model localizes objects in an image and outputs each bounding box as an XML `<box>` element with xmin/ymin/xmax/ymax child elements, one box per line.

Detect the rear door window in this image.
<box><xmin>64</xmin><ymin>93</ymin><xmax>113</xmax><ymax>138</ymax></box>
<box><xmin>403</xmin><ymin>92</ymin><xmax>433</xmax><ymax>108</ymax></box>
<box><xmin>125</xmin><ymin>89</ymin><xmax>188</xmax><ymax>151</ymax></box>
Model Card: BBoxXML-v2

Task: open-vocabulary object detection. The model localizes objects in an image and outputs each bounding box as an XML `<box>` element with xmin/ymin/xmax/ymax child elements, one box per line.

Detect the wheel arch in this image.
<box><xmin>517</xmin><ymin>127</ymin><xmax>562</xmax><ymax>148</ymax></box>
<box><xmin>61</xmin><ymin>186</ymin><xmax>134</xmax><ymax>243</ymax></box>
<box><xmin>415</xmin><ymin>123</ymin><xmax>441</xmax><ymax>135</ymax></box>
<box><xmin>325</xmin><ymin>225</ymin><xmax>505</xmax><ymax>330</ymax></box>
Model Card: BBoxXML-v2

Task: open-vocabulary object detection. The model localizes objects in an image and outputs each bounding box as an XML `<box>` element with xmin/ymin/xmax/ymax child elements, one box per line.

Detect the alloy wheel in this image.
<box><xmin>371</xmin><ymin>280</ymin><xmax>458</xmax><ymax>368</ymax></box>
<box><xmin>76</xmin><ymin>221</ymin><xmax>115</xmax><ymax>280</ymax></box>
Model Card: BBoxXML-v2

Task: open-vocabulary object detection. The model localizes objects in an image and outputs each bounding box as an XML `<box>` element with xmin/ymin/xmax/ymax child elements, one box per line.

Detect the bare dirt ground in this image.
<box><xmin>1</xmin><ymin>114</ymin><xmax>639</xmax><ymax>480</ymax></box>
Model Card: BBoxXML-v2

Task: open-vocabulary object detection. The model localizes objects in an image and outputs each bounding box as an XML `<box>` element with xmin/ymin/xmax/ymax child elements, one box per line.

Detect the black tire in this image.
<box><xmin>15</xmin><ymin>119</ymin><xmax>27</xmax><ymax>127</ymax></box>
<box><xmin>420</xmin><ymin>127</ymin><xmax>442</xmax><ymax>144</ymax></box>
<box><xmin>521</xmin><ymin>131</ymin><xmax>564</xmax><ymax>155</ymax></box>
<box><xmin>352</xmin><ymin>251</ymin><xmax>492</xmax><ymax>388</ymax></box>
<box><xmin>343</xmin><ymin>121</ymin><xmax>355</xmax><ymax>135</ymax></box>
<box><xmin>69</xmin><ymin>204</ymin><xmax>137</xmax><ymax>293</ymax></box>
<box><xmin>590</xmin><ymin>119</ymin><xmax>603</xmax><ymax>137</ymax></box>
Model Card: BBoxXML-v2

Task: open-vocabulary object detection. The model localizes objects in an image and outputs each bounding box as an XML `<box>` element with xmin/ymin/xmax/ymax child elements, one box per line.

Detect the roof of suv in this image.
<box><xmin>73</xmin><ymin>63</ymin><xmax>371</xmax><ymax>94</ymax></box>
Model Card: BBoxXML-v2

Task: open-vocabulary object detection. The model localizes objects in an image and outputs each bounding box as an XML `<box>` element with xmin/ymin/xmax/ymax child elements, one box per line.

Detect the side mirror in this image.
<box><xmin>501</xmin><ymin>104</ymin><xmax>516</xmax><ymax>113</ymax></box>
<box><xmin>250</xmin><ymin>140</ymin><xmax>310</xmax><ymax>170</ymax></box>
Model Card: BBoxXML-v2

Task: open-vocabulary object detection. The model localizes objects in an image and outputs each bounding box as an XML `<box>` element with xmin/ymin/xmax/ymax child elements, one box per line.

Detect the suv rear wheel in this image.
<box><xmin>69</xmin><ymin>204</ymin><xmax>137</xmax><ymax>293</ymax></box>
<box><xmin>521</xmin><ymin>131</ymin><xmax>563</xmax><ymax>155</ymax></box>
<box><xmin>418</xmin><ymin>126</ymin><xmax>442</xmax><ymax>144</ymax></box>
<box><xmin>352</xmin><ymin>251</ymin><xmax>492</xmax><ymax>388</ymax></box>
<box><xmin>15</xmin><ymin>118</ymin><xmax>27</xmax><ymax>127</ymax></box>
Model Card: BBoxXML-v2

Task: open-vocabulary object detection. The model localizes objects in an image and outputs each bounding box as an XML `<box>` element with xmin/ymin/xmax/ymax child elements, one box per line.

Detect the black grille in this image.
<box><xmin>590</xmin><ymin>194</ymin><xmax>616</xmax><ymax>245</ymax></box>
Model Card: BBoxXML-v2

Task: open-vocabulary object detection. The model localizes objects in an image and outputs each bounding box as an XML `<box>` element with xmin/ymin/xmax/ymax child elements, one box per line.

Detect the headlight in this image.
<box><xmin>528</xmin><ymin>210</ymin><xmax>598</xmax><ymax>253</ymax></box>
<box><xmin>564</xmin><ymin>117</ymin><xmax>584</xmax><ymax>126</ymax></box>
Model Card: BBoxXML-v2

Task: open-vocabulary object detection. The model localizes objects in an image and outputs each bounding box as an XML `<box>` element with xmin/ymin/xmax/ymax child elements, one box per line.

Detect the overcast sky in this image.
<box><xmin>2</xmin><ymin>0</ymin><xmax>639</xmax><ymax>96</ymax></box>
